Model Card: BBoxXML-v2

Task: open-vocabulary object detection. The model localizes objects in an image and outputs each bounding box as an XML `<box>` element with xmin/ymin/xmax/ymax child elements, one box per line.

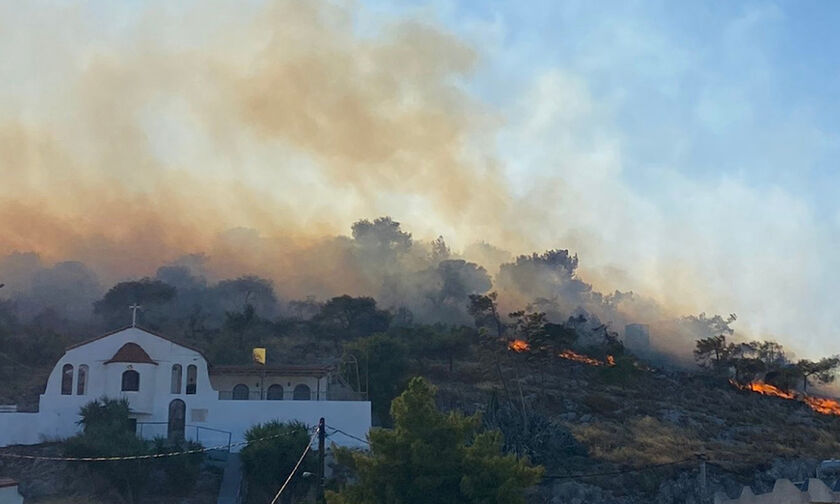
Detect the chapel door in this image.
<box><xmin>168</xmin><ymin>399</ymin><xmax>186</xmax><ymax>442</ymax></box>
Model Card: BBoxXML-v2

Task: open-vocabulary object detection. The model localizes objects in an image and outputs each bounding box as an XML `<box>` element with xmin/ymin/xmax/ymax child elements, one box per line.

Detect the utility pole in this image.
<box><xmin>318</xmin><ymin>417</ymin><xmax>325</xmax><ymax>503</ymax></box>
<box><xmin>697</xmin><ymin>453</ymin><xmax>707</xmax><ymax>502</ymax></box>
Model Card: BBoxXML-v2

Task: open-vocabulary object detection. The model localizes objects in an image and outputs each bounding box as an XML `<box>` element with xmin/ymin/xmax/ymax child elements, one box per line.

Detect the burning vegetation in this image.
<box><xmin>508</xmin><ymin>339</ymin><xmax>530</xmax><ymax>352</ymax></box>
<box><xmin>559</xmin><ymin>349</ymin><xmax>615</xmax><ymax>367</ymax></box>
<box><xmin>508</xmin><ymin>339</ymin><xmax>615</xmax><ymax>367</ymax></box>
<box><xmin>696</xmin><ymin>332</ymin><xmax>840</xmax><ymax>418</ymax></box>
<box><xmin>732</xmin><ymin>380</ymin><xmax>840</xmax><ymax>416</ymax></box>
<box><xmin>737</xmin><ymin>380</ymin><xmax>794</xmax><ymax>400</ymax></box>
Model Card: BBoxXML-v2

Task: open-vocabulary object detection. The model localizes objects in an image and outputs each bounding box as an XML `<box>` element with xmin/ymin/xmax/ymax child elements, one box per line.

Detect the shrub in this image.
<box><xmin>64</xmin><ymin>398</ymin><xmax>204</xmax><ymax>504</ymax></box>
<box><xmin>240</xmin><ymin>420</ymin><xmax>315</xmax><ymax>503</ymax></box>
<box><xmin>151</xmin><ymin>437</ymin><xmax>204</xmax><ymax>494</ymax></box>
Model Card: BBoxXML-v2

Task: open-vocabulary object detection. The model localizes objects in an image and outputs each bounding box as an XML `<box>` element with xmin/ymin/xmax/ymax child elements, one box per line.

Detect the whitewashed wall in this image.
<box><xmin>0</xmin><ymin>328</ymin><xmax>372</xmax><ymax>452</ymax></box>
<box><xmin>0</xmin><ymin>483</ymin><xmax>24</xmax><ymax>504</ymax></box>
<box><xmin>0</xmin><ymin>413</ymin><xmax>41</xmax><ymax>446</ymax></box>
<box><xmin>202</xmin><ymin>400</ymin><xmax>371</xmax><ymax>451</ymax></box>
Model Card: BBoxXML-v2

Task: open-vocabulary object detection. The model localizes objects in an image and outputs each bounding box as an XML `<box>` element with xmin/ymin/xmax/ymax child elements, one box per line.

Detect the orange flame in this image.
<box><xmin>559</xmin><ymin>349</ymin><xmax>614</xmax><ymax>367</ymax></box>
<box><xmin>508</xmin><ymin>339</ymin><xmax>530</xmax><ymax>352</ymax></box>
<box><xmin>732</xmin><ymin>380</ymin><xmax>840</xmax><ymax>416</ymax></box>
<box><xmin>506</xmin><ymin>341</ymin><xmax>615</xmax><ymax>367</ymax></box>
<box><xmin>803</xmin><ymin>396</ymin><xmax>840</xmax><ymax>415</ymax></box>
<box><xmin>739</xmin><ymin>380</ymin><xmax>795</xmax><ymax>399</ymax></box>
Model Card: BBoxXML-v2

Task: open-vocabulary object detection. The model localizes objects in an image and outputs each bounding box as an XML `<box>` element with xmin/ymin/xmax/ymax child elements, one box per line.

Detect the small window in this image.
<box><xmin>267</xmin><ymin>384</ymin><xmax>284</xmax><ymax>400</ymax></box>
<box><xmin>76</xmin><ymin>365</ymin><xmax>88</xmax><ymax>395</ymax></box>
<box><xmin>232</xmin><ymin>384</ymin><xmax>249</xmax><ymax>400</ymax></box>
<box><xmin>293</xmin><ymin>384</ymin><xmax>311</xmax><ymax>401</ymax></box>
<box><xmin>61</xmin><ymin>364</ymin><xmax>73</xmax><ymax>395</ymax></box>
<box><xmin>121</xmin><ymin>370</ymin><xmax>140</xmax><ymax>392</ymax></box>
<box><xmin>186</xmin><ymin>365</ymin><xmax>197</xmax><ymax>395</ymax></box>
<box><xmin>171</xmin><ymin>364</ymin><xmax>182</xmax><ymax>394</ymax></box>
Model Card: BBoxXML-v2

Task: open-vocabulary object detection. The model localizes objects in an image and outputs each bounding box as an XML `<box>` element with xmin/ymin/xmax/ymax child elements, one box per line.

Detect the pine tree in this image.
<box><xmin>326</xmin><ymin>377</ymin><xmax>543</xmax><ymax>504</ymax></box>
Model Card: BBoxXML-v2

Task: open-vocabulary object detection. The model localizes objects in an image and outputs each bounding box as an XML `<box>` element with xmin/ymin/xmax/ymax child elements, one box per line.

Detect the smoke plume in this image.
<box><xmin>1</xmin><ymin>0</ymin><xmax>824</xmax><ymax>360</ymax></box>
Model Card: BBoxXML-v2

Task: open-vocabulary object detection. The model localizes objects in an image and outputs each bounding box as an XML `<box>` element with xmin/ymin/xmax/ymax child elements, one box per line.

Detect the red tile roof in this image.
<box><xmin>105</xmin><ymin>342</ymin><xmax>158</xmax><ymax>365</ymax></box>
<box><xmin>0</xmin><ymin>478</ymin><xmax>18</xmax><ymax>488</ymax></box>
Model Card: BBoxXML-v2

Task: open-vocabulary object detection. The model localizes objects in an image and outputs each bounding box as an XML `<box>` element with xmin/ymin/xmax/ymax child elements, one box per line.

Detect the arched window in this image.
<box><xmin>232</xmin><ymin>384</ymin><xmax>249</xmax><ymax>400</ymax></box>
<box><xmin>121</xmin><ymin>370</ymin><xmax>140</xmax><ymax>392</ymax></box>
<box><xmin>293</xmin><ymin>384</ymin><xmax>311</xmax><ymax>401</ymax></box>
<box><xmin>168</xmin><ymin>399</ymin><xmax>186</xmax><ymax>441</ymax></box>
<box><xmin>186</xmin><ymin>365</ymin><xmax>197</xmax><ymax>395</ymax></box>
<box><xmin>61</xmin><ymin>364</ymin><xmax>73</xmax><ymax>395</ymax></box>
<box><xmin>76</xmin><ymin>365</ymin><xmax>88</xmax><ymax>395</ymax></box>
<box><xmin>267</xmin><ymin>384</ymin><xmax>284</xmax><ymax>400</ymax></box>
<box><xmin>171</xmin><ymin>364</ymin><xmax>182</xmax><ymax>394</ymax></box>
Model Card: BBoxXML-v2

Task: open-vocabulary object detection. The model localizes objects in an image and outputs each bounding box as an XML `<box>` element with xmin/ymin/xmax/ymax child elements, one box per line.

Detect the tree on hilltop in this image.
<box><xmin>694</xmin><ymin>334</ymin><xmax>733</xmax><ymax>371</ymax></box>
<box><xmin>797</xmin><ymin>357</ymin><xmax>840</xmax><ymax>392</ymax></box>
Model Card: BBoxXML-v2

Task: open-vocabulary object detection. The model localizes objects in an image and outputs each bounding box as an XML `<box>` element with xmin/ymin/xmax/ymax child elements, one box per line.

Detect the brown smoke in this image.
<box><xmin>0</xmin><ymin>0</ymin><xmax>515</xmax><ymax>291</ymax></box>
<box><xmin>3</xmin><ymin>1</ymin><xmax>792</xmax><ymax>362</ymax></box>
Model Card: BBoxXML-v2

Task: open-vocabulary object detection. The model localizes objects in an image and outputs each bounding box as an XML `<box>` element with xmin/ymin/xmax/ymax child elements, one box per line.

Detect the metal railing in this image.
<box><xmin>216</xmin><ymin>389</ymin><xmax>366</xmax><ymax>401</ymax></box>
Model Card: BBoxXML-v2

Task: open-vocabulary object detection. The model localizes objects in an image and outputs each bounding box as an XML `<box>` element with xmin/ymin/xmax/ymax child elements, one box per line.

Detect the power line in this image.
<box><xmin>324</xmin><ymin>424</ymin><xmax>695</xmax><ymax>480</ymax></box>
<box><xmin>0</xmin><ymin>421</ymin><xmax>708</xmax><ymax>486</ymax></box>
<box><xmin>326</xmin><ymin>425</ymin><xmax>369</xmax><ymax>446</ymax></box>
<box><xmin>0</xmin><ymin>431</ymin><xmax>288</xmax><ymax>462</ymax></box>
<box><xmin>0</xmin><ymin>351</ymin><xmax>40</xmax><ymax>370</ymax></box>
<box><xmin>544</xmin><ymin>457</ymin><xmax>696</xmax><ymax>480</ymax></box>
<box><xmin>268</xmin><ymin>426</ymin><xmax>320</xmax><ymax>504</ymax></box>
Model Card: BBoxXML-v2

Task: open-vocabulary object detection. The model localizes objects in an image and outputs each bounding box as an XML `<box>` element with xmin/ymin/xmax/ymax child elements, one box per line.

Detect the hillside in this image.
<box><xmin>426</xmin><ymin>350</ymin><xmax>840</xmax><ymax>503</ymax></box>
<box><xmin>4</xmin><ymin>330</ymin><xmax>840</xmax><ymax>504</ymax></box>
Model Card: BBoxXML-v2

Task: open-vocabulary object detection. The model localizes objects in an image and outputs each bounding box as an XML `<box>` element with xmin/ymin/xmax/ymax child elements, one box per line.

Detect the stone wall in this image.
<box><xmin>715</xmin><ymin>478</ymin><xmax>839</xmax><ymax>504</ymax></box>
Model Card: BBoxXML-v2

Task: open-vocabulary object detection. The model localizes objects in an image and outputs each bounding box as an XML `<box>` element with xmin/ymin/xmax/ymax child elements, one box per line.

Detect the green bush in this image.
<box><xmin>64</xmin><ymin>398</ymin><xmax>204</xmax><ymax>504</ymax></box>
<box><xmin>240</xmin><ymin>420</ymin><xmax>315</xmax><ymax>503</ymax></box>
<box><xmin>597</xmin><ymin>354</ymin><xmax>640</xmax><ymax>386</ymax></box>
<box><xmin>151</xmin><ymin>437</ymin><xmax>204</xmax><ymax>494</ymax></box>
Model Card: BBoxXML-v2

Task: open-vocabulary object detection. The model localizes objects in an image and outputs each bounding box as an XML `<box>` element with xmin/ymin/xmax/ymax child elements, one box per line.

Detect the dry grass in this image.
<box><xmin>571</xmin><ymin>416</ymin><xmax>703</xmax><ymax>465</ymax></box>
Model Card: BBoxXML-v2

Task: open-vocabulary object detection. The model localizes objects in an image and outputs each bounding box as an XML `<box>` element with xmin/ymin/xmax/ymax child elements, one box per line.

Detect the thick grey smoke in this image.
<box><xmin>0</xmin><ymin>215</ymin><xmax>738</xmax><ymax>368</ymax></box>
<box><xmin>0</xmin><ymin>0</ymin><xmax>767</xmax><ymax>361</ymax></box>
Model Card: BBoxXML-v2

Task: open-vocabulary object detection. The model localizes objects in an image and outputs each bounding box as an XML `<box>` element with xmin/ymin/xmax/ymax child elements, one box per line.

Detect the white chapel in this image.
<box><xmin>0</xmin><ymin>326</ymin><xmax>371</xmax><ymax>451</ymax></box>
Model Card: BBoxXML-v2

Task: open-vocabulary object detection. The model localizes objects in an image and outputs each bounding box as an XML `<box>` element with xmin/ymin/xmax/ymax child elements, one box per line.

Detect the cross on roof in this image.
<box><xmin>129</xmin><ymin>303</ymin><xmax>142</xmax><ymax>327</ymax></box>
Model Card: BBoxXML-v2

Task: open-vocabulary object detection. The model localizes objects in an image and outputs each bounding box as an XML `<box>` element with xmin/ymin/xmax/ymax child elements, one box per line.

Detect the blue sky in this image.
<box><xmin>358</xmin><ymin>0</ymin><xmax>840</xmax><ymax>353</ymax></box>
<box><xmin>377</xmin><ymin>0</ymin><xmax>840</xmax><ymax>209</ymax></box>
